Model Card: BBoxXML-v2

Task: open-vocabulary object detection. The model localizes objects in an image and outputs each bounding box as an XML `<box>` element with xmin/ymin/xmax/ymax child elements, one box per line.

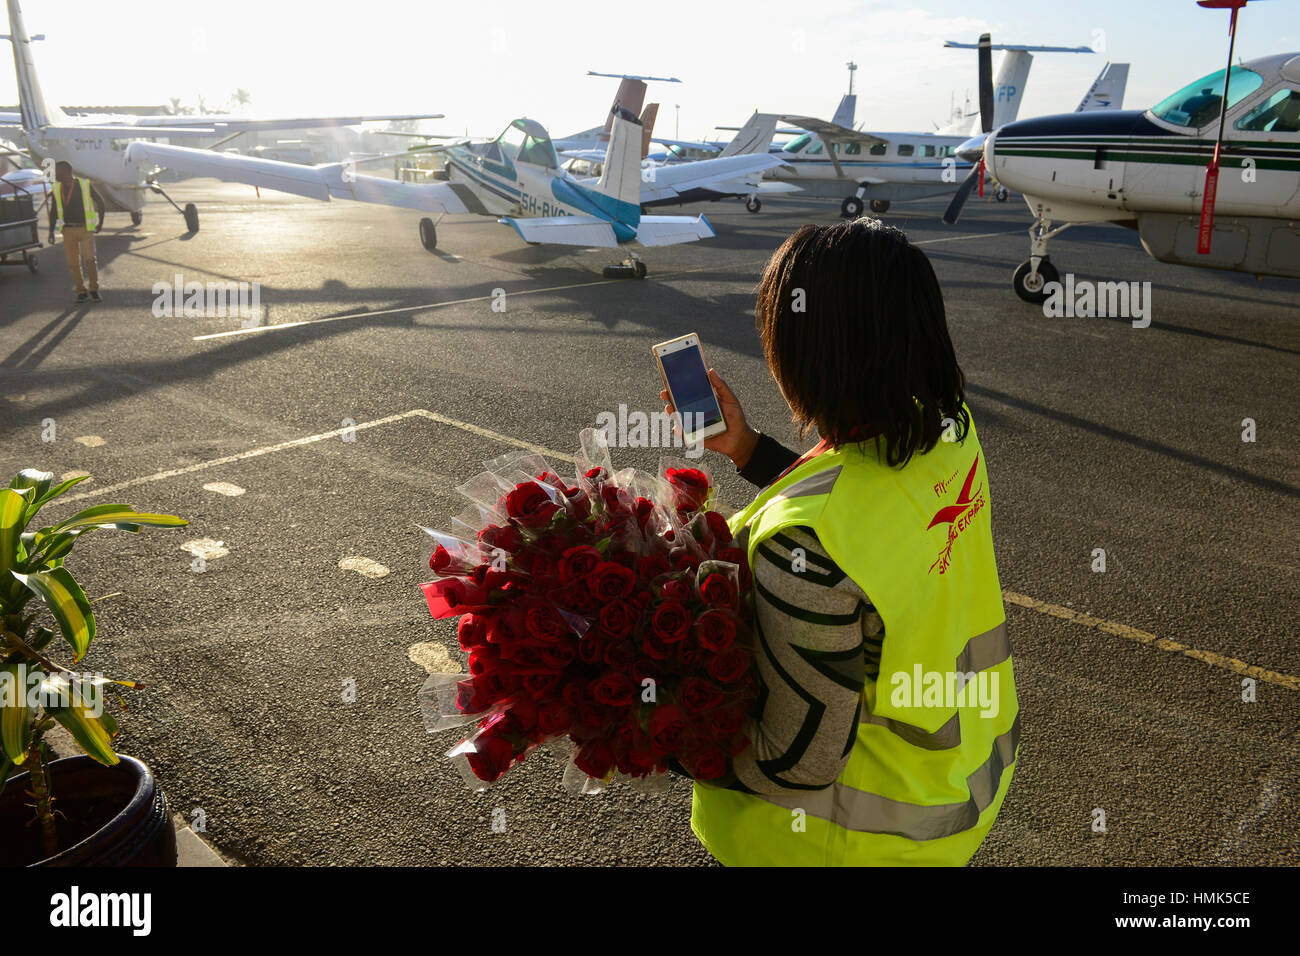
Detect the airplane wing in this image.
<box><xmin>499</xmin><ymin>215</ymin><xmax>619</xmax><ymax>248</ymax></box>
<box><xmin>119</xmin><ymin>113</ymin><xmax>445</xmax><ymax>133</ymax></box>
<box><xmin>123</xmin><ymin>141</ymin><xmax>477</xmax><ymax>214</ymax></box>
<box><xmin>779</xmin><ymin>116</ymin><xmax>888</xmax><ymax>148</ymax></box>
<box><xmin>650</xmin><ymin>137</ymin><xmax>722</xmax><ymax>153</ymax></box>
<box><xmin>634</xmin><ymin>215</ymin><xmax>715</xmax><ymax>246</ymax></box>
<box><xmin>640</xmin><ymin>153</ymin><xmax>785</xmax><ymax>202</ymax></box>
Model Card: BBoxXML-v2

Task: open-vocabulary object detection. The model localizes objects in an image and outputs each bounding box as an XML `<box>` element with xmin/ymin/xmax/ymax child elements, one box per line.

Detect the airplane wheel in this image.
<box><xmin>602</xmin><ymin>263</ymin><xmax>643</xmax><ymax>279</ymax></box>
<box><xmin>746</xmin><ymin>196</ymin><xmax>761</xmax><ymax>213</ymax></box>
<box><xmin>995</xmin><ymin>187</ymin><xmax>1009</xmax><ymax>202</ymax></box>
<box><xmin>840</xmin><ymin>196</ymin><xmax>864</xmax><ymax>218</ymax></box>
<box><xmin>1012</xmin><ymin>258</ymin><xmax>1060</xmax><ymax>304</ymax></box>
<box><xmin>183</xmin><ymin>203</ymin><xmax>200</xmax><ymax>233</ymax></box>
<box><xmin>870</xmin><ymin>199</ymin><xmax>890</xmax><ymax>214</ymax></box>
<box><xmin>26</xmin><ymin>252</ymin><xmax>38</xmax><ymax>274</ymax></box>
<box><xmin>419</xmin><ymin>217</ymin><xmax>437</xmax><ymax>251</ymax></box>
<box><xmin>131</xmin><ymin>211</ymin><xmax>143</xmax><ymax>226</ymax></box>
<box><xmin>633</xmin><ymin>261</ymin><xmax>647</xmax><ymax>279</ymax></box>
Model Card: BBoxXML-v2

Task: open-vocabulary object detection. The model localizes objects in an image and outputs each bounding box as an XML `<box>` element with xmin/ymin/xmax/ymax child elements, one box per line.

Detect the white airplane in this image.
<box><xmin>127</xmin><ymin>106</ymin><xmax>784</xmax><ymax>277</ymax></box>
<box><xmin>1</xmin><ymin>0</ymin><xmax>444</xmax><ymax>232</ymax></box>
<box><xmin>767</xmin><ymin>36</ymin><xmax>1114</xmax><ymax>217</ymax></box>
<box><xmin>972</xmin><ymin>0</ymin><xmax>1300</xmax><ymax>299</ymax></box>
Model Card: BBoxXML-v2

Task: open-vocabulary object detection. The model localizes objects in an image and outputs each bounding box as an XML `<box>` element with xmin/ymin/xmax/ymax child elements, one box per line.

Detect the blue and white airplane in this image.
<box><xmin>127</xmin><ymin>106</ymin><xmax>784</xmax><ymax>276</ymax></box>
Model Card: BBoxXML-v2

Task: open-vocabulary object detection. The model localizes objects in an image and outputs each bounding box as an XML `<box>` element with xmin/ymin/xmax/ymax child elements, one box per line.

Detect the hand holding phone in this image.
<box><xmin>654</xmin><ymin>335</ymin><xmax>759</xmax><ymax>466</ymax></box>
<box><xmin>653</xmin><ymin>334</ymin><xmax>728</xmax><ymax>444</ymax></box>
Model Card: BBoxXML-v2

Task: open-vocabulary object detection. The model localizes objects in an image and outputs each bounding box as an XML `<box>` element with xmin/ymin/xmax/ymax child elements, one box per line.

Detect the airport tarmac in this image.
<box><xmin>0</xmin><ymin>179</ymin><xmax>1296</xmax><ymax>865</ymax></box>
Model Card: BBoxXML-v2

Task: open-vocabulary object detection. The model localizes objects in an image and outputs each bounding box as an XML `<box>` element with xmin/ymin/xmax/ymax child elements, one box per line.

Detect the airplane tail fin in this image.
<box><xmin>719</xmin><ymin>112</ymin><xmax>780</xmax><ymax>157</ymax></box>
<box><xmin>599</xmin><ymin>77</ymin><xmax>648</xmax><ymax>144</ymax></box>
<box><xmin>1076</xmin><ymin>62</ymin><xmax>1129</xmax><ymax>111</ymax></box>
<box><xmin>830</xmin><ymin>93</ymin><xmax>857</xmax><ymax>129</ymax></box>
<box><xmin>5</xmin><ymin>0</ymin><xmax>60</xmax><ymax>131</ymax></box>
<box><xmin>594</xmin><ymin>106</ymin><xmax>644</xmax><ymax>221</ymax></box>
<box><xmin>639</xmin><ymin>103</ymin><xmax>658</xmax><ymax>159</ymax></box>
<box><xmin>991</xmin><ymin>50</ymin><xmax>1033</xmax><ymax>128</ymax></box>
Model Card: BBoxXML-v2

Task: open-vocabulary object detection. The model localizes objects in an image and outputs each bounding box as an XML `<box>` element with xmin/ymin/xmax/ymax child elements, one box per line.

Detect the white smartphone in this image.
<box><xmin>652</xmin><ymin>333</ymin><xmax>728</xmax><ymax>443</ymax></box>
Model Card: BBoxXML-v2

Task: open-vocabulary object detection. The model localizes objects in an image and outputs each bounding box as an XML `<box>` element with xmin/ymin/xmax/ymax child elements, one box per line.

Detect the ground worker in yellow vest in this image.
<box><xmin>660</xmin><ymin>218</ymin><xmax>1019</xmax><ymax>866</ymax></box>
<box><xmin>47</xmin><ymin>160</ymin><xmax>103</xmax><ymax>302</ymax></box>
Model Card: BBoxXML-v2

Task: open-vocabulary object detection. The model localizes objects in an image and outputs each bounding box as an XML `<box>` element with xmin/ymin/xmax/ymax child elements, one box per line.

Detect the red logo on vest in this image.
<box><xmin>927</xmin><ymin>453</ymin><xmax>985</xmax><ymax>575</ymax></box>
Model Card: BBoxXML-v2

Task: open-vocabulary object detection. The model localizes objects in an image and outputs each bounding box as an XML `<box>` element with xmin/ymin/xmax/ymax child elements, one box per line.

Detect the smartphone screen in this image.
<box><xmin>660</xmin><ymin>342</ymin><xmax>724</xmax><ymax>435</ymax></box>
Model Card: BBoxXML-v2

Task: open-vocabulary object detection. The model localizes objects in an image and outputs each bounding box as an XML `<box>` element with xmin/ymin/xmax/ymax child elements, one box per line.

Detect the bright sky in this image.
<box><xmin>4</xmin><ymin>0</ymin><xmax>1299</xmax><ymax>140</ymax></box>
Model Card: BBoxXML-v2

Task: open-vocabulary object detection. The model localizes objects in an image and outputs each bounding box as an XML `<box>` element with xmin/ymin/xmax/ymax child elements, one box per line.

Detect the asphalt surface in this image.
<box><xmin>1</xmin><ymin>179</ymin><xmax>1296</xmax><ymax>866</ymax></box>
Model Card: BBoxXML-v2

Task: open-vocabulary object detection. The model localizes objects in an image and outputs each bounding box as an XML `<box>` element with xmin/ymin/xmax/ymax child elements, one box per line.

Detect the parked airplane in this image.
<box><xmin>127</xmin><ymin>107</ymin><xmax>783</xmax><ymax>276</ymax></box>
<box><xmin>971</xmin><ymin>1</ymin><xmax>1299</xmax><ymax>299</ymax></box>
<box><xmin>768</xmin><ymin>36</ymin><xmax>1107</xmax><ymax>217</ymax></box>
<box><xmin>1</xmin><ymin>0</ymin><xmax>444</xmax><ymax>232</ymax></box>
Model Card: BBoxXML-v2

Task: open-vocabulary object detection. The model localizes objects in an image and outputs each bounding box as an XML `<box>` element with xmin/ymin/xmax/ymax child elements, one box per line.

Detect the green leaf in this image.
<box><xmin>48</xmin><ymin>693</ymin><xmax>119</xmax><ymax>767</ymax></box>
<box><xmin>0</xmin><ymin>488</ymin><xmax>32</xmax><ymax>587</ymax></box>
<box><xmin>0</xmin><ymin>663</ymin><xmax>32</xmax><ymax>763</ymax></box>
<box><xmin>8</xmin><ymin>470</ymin><xmax>52</xmax><ymax>501</ymax></box>
<box><xmin>32</xmin><ymin>473</ymin><xmax>90</xmax><ymax>509</ymax></box>
<box><xmin>53</xmin><ymin>504</ymin><xmax>187</xmax><ymax>535</ymax></box>
<box><xmin>13</xmin><ymin>567</ymin><xmax>95</xmax><ymax>661</ymax></box>
<box><xmin>0</xmin><ymin>753</ymin><xmax>14</xmax><ymax>793</ymax></box>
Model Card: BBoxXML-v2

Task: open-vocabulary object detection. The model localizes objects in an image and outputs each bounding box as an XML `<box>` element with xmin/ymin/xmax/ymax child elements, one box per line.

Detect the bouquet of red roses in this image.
<box><xmin>417</xmin><ymin>428</ymin><xmax>756</xmax><ymax>793</ymax></box>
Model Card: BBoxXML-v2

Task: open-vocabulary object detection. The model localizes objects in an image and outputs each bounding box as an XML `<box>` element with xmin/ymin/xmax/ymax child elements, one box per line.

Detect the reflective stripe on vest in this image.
<box><xmin>691</xmin><ymin>412</ymin><xmax>1019</xmax><ymax>866</ymax></box>
<box><xmin>54</xmin><ymin>177</ymin><xmax>97</xmax><ymax>232</ymax></box>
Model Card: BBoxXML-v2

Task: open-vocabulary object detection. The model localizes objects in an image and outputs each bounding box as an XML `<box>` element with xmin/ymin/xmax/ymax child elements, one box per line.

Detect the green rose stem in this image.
<box><xmin>24</xmin><ymin>727</ymin><xmax>57</xmax><ymax>858</ymax></box>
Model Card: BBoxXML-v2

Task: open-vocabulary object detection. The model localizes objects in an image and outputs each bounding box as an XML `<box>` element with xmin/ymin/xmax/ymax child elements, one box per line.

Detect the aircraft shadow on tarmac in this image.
<box><xmin>1</xmin><ymin>303</ymin><xmax>91</xmax><ymax>370</ymax></box>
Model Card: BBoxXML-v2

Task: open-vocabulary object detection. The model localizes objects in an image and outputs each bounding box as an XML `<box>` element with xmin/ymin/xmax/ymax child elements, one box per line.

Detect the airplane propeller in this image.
<box><xmin>942</xmin><ymin>33</ymin><xmax>994</xmax><ymax>225</ymax></box>
<box><xmin>1195</xmin><ymin>0</ymin><xmax>1255</xmax><ymax>254</ymax></box>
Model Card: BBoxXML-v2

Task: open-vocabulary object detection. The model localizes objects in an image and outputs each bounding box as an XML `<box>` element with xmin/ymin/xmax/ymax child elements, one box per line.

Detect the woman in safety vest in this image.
<box><xmin>661</xmin><ymin>218</ymin><xmax>1019</xmax><ymax>866</ymax></box>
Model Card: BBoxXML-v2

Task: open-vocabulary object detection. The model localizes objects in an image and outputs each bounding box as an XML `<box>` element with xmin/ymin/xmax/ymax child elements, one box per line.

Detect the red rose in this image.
<box><xmin>574</xmin><ymin>739</ymin><xmax>615</xmax><ymax>779</ymax></box>
<box><xmin>641</xmin><ymin>631</ymin><xmax>672</xmax><ymax>661</ymax></box>
<box><xmin>429</xmin><ymin>544</ymin><xmax>458</xmax><ymax>573</ymax></box>
<box><xmin>699</xmin><ymin>572</ymin><xmax>738</xmax><ymax>609</ymax></box>
<box><xmin>647</xmin><ymin>703</ymin><xmax>687</xmax><ymax>755</ymax></box>
<box><xmin>479</xmin><ymin>524</ymin><xmax>523</xmax><ymax>553</ymax></box>
<box><xmin>631</xmin><ymin>657</ymin><xmax>664</xmax><ymax>685</ymax></box>
<box><xmin>710</xmin><ymin>705</ymin><xmax>745</xmax><ymax>737</ymax></box>
<box><xmin>650</xmin><ymin>601</ymin><xmax>691</xmax><ymax>643</ymax></box>
<box><xmin>505</xmin><ymin>481</ymin><xmax>560</xmax><ymax>528</ymax></box>
<box><xmin>706</xmin><ymin>646</ymin><xmax>751</xmax><ymax>684</ymax></box>
<box><xmin>666</xmin><ymin>467</ymin><xmax>710</xmax><ymax>511</ymax></box>
<box><xmin>670</xmin><ymin>548</ymin><xmax>702</xmax><ymax>573</ymax></box>
<box><xmin>466</xmin><ymin>731</ymin><xmax>515</xmax><ymax>783</ymax></box>
<box><xmin>468</xmin><ymin>646</ymin><xmax>500</xmax><ymax>677</ymax></box>
<box><xmin>704</xmin><ymin>511</ymin><xmax>733</xmax><ymax>546</ymax></box>
<box><xmin>694</xmin><ymin>609</ymin><xmax>737</xmax><ymax>653</ymax></box>
<box><xmin>603</xmin><ymin>638</ymin><xmax>635</xmax><ymax>672</ymax></box>
<box><xmin>509</xmin><ymin>695</ymin><xmax>539</xmax><ymax>732</ymax></box>
<box><xmin>683</xmin><ymin>743</ymin><xmax>728</xmax><ymax>781</ymax></box>
<box><xmin>538</xmin><ymin>643</ymin><xmax>575</xmax><ymax>670</ymax></box>
<box><xmin>528</xmin><ymin>551</ymin><xmax>559</xmax><ymax>580</ymax></box>
<box><xmin>590</xmin><ymin>672</ymin><xmax>636</xmax><ymax>707</ymax></box>
<box><xmin>638</xmin><ymin>554</ymin><xmax>671</xmax><ymax>580</ymax></box>
<box><xmin>537</xmin><ymin>701</ymin><xmax>570</xmax><ymax>735</ymax></box>
<box><xmin>598</xmin><ymin>599</ymin><xmax>636</xmax><ymax>639</ymax></box>
<box><xmin>456</xmin><ymin>678</ymin><xmax>493</xmax><ymax>714</ymax></box>
<box><xmin>600</xmin><ymin>484</ymin><xmax>630</xmax><ymax>518</ymax></box>
<box><xmin>679</xmin><ymin>676</ymin><xmax>725</xmax><ymax>713</ymax></box>
<box><xmin>676</xmin><ymin>637</ymin><xmax>703</xmax><ymax>668</ymax></box>
<box><xmin>588</xmin><ymin>561</ymin><xmax>636</xmax><ymax>602</ymax></box>
<box><xmin>523</xmin><ymin>672</ymin><xmax>560</xmax><ymax>696</ymax></box>
<box><xmin>525</xmin><ymin>603</ymin><xmax>565</xmax><ymax>643</ymax></box>
<box><xmin>577</xmin><ymin>635</ymin><xmax>605</xmax><ymax>664</ymax></box>
<box><xmin>421</xmin><ymin>578</ymin><xmax>489</xmax><ymax>619</ymax></box>
<box><xmin>559</xmin><ymin>545</ymin><xmax>602</xmax><ymax>581</ymax></box>
<box><xmin>457</xmin><ymin>612</ymin><xmax>490</xmax><ymax>650</ymax></box>
<box><xmin>660</xmin><ymin>577</ymin><xmax>691</xmax><ymax>602</ymax></box>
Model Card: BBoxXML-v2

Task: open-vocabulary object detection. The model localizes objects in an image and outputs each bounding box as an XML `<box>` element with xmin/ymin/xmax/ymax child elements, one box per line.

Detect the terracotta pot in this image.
<box><xmin>0</xmin><ymin>754</ymin><xmax>177</xmax><ymax>866</ymax></box>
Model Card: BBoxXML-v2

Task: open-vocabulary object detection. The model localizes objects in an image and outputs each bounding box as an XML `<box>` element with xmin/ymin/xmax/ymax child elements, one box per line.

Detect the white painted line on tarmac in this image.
<box><xmin>53</xmin><ymin>409</ymin><xmax>574</xmax><ymax>507</ymax></box>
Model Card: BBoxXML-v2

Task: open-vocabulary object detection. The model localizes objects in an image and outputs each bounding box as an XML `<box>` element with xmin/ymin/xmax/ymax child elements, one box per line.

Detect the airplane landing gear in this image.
<box><xmin>147</xmin><ymin>181</ymin><xmax>201</xmax><ymax>233</ymax></box>
<box><xmin>745</xmin><ymin>195</ymin><xmax>761</xmax><ymax>213</ymax></box>
<box><xmin>870</xmin><ymin>198</ymin><xmax>890</xmax><ymax>214</ymax></box>
<box><xmin>994</xmin><ymin>186</ymin><xmax>1009</xmax><ymax>202</ymax></box>
<box><xmin>130</xmin><ymin>211</ymin><xmax>143</xmax><ymax>226</ymax></box>
<box><xmin>1012</xmin><ymin>216</ymin><xmax>1071</xmax><ymax>303</ymax></box>
<box><xmin>419</xmin><ymin>216</ymin><xmax>438</xmax><ymax>251</ymax></box>
<box><xmin>603</xmin><ymin>253</ymin><xmax>647</xmax><ymax>279</ymax></box>
<box><xmin>840</xmin><ymin>195</ymin><xmax>864</xmax><ymax>218</ymax></box>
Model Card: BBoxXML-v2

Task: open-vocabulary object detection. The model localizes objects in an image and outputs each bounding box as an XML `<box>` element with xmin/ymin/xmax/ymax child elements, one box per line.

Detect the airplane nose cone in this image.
<box><xmin>955</xmin><ymin>133</ymin><xmax>987</xmax><ymax>165</ymax></box>
<box><xmin>982</xmin><ymin>130</ymin><xmax>998</xmax><ymax>169</ymax></box>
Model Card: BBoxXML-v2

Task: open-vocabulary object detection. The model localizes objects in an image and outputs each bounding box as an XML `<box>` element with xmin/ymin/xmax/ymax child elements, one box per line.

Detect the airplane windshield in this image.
<box><xmin>783</xmin><ymin>134</ymin><xmax>811</xmax><ymax>153</ymax></box>
<box><xmin>496</xmin><ymin>120</ymin><xmax>559</xmax><ymax>169</ymax></box>
<box><xmin>1150</xmin><ymin>66</ymin><xmax>1263</xmax><ymax>128</ymax></box>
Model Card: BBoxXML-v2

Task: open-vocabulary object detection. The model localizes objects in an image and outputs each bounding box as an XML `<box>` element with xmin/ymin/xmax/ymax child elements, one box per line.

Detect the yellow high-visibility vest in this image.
<box><xmin>691</xmin><ymin>411</ymin><xmax>1019</xmax><ymax>866</ymax></box>
<box><xmin>53</xmin><ymin>177</ymin><xmax>98</xmax><ymax>233</ymax></box>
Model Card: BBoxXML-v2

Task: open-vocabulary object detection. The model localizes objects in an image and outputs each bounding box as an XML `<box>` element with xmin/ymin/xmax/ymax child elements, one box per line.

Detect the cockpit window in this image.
<box><xmin>784</xmin><ymin>134</ymin><xmax>811</xmax><ymax>153</ymax></box>
<box><xmin>1235</xmin><ymin>88</ymin><xmax>1300</xmax><ymax>133</ymax></box>
<box><xmin>1150</xmin><ymin>66</ymin><xmax>1263</xmax><ymax>128</ymax></box>
<box><xmin>496</xmin><ymin>120</ymin><xmax>559</xmax><ymax>169</ymax></box>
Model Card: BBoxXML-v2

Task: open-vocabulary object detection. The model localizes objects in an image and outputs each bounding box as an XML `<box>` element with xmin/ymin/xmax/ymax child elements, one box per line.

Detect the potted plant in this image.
<box><xmin>0</xmin><ymin>468</ymin><xmax>187</xmax><ymax>866</ymax></box>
